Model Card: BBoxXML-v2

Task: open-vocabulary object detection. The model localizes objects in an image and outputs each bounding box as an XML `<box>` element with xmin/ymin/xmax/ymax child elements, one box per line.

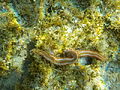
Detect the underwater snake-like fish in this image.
<box><xmin>32</xmin><ymin>49</ymin><xmax>107</xmax><ymax>65</ymax></box>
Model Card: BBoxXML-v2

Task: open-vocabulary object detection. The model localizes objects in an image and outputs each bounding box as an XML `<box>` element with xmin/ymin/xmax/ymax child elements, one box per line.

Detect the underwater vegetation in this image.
<box><xmin>0</xmin><ymin>0</ymin><xmax>120</xmax><ymax>90</ymax></box>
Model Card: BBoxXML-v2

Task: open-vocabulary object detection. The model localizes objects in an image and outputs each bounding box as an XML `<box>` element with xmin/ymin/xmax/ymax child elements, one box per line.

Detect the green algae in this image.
<box><xmin>0</xmin><ymin>0</ymin><xmax>120</xmax><ymax>90</ymax></box>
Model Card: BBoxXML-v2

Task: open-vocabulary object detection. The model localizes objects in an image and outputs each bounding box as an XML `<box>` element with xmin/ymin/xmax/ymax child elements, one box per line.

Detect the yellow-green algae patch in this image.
<box><xmin>0</xmin><ymin>0</ymin><xmax>120</xmax><ymax>90</ymax></box>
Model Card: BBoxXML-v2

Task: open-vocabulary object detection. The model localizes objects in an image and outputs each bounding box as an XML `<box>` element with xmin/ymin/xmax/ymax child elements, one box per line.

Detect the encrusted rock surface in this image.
<box><xmin>0</xmin><ymin>0</ymin><xmax>120</xmax><ymax>90</ymax></box>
